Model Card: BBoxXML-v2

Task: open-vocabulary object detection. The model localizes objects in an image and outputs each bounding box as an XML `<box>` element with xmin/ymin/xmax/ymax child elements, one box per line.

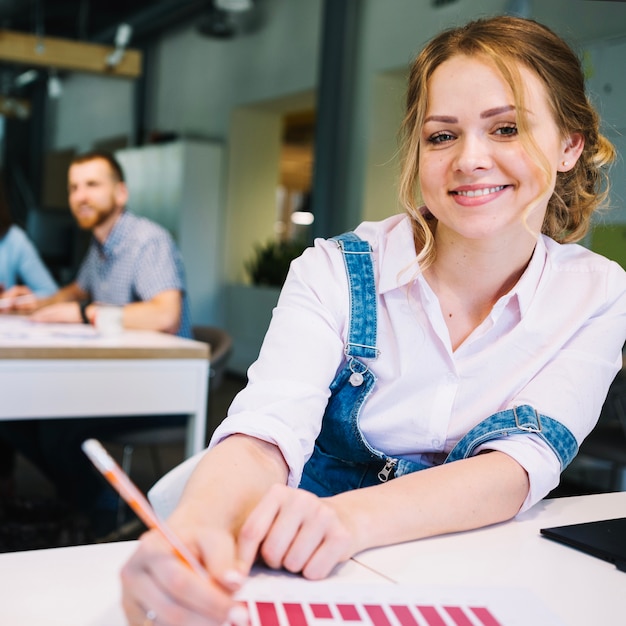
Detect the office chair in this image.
<box><xmin>576</xmin><ymin>372</ymin><xmax>626</xmax><ymax>491</ymax></box>
<box><xmin>103</xmin><ymin>326</ymin><xmax>233</xmax><ymax>523</ymax></box>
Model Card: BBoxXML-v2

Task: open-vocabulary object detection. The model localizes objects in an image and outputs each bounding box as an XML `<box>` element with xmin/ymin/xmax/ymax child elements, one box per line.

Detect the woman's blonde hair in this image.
<box><xmin>398</xmin><ymin>15</ymin><xmax>615</xmax><ymax>268</ymax></box>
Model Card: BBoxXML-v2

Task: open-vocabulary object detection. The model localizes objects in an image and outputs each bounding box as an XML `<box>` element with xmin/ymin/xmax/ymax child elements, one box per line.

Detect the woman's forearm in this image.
<box><xmin>331</xmin><ymin>451</ymin><xmax>529</xmax><ymax>555</ymax></box>
<box><xmin>170</xmin><ymin>434</ymin><xmax>290</xmax><ymax>533</ymax></box>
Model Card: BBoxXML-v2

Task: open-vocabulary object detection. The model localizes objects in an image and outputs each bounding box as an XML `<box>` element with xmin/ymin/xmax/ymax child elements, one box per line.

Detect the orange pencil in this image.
<box><xmin>82</xmin><ymin>438</ymin><xmax>206</xmax><ymax>578</ymax></box>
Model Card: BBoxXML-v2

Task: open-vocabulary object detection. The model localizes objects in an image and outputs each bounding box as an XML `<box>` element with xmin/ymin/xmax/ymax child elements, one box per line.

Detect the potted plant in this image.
<box><xmin>226</xmin><ymin>238</ymin><xmax>308</xmax><ymax>375</ymax></box>
<box><xmin>244</xmin><ymin>239</ymin><xmax>308</xmax><ymax>287</ymax></box>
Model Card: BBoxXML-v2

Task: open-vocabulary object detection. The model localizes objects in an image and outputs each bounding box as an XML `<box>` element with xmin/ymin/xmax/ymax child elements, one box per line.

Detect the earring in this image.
<box><xmin>562</xmin><ymin>160</ymin><xmax>569</xmax><ymax>167</ymax></box>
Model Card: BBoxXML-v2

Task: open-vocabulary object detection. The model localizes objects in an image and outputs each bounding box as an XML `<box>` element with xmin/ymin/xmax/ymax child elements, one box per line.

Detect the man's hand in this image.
<box><xmin>30</xmin><ymin>301</ymin><xmax>83</xmax><ymax>324</ymax></box>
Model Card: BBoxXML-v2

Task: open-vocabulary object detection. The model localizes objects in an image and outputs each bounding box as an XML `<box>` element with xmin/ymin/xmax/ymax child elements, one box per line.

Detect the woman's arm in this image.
<box><xmin>237</xmin><ymin>449</ymin><xmax>529</xmax><ymax>580</ymax></box>
<box><xmin>16</xmin><ymin>235</ymin><xmax>58</xmax><ymax>296</ymax></box>
<box><xmin>121</xmin><ymin>434</ymin><xmax>526</xmax><ymax>624</ymax></box>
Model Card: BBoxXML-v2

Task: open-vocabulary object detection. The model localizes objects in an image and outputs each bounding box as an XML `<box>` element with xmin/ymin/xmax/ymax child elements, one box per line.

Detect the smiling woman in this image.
<box><xmin>119</xmin><ymin>17</ymin><xmax>626</xmax><ymax>626</ymax></box>
<box><xmin>415</xmin><ymin>54</ymin><xmax>586</xmax><ymax>348</ymax></box>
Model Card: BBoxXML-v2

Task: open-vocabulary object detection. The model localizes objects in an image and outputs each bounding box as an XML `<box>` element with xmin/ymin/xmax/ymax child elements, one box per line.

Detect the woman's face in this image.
<box><xmin>418</xmin><ymin>54</ymin><xmax>579</xmax><ymax>246</ymax></box>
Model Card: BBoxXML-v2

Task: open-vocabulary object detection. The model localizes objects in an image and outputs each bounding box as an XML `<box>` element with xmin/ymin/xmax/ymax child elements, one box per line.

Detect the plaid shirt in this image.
<box><xmin>76</xmin><ymin>211</ymin><xmax>192</xmax><ymax>338</ymax></box>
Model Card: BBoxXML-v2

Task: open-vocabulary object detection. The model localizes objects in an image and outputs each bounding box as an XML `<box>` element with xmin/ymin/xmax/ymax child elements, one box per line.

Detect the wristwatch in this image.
<box><xmin>79</xmin><ymin>300</ymin><xmax>90</xmax><ymax>324</ymax></box>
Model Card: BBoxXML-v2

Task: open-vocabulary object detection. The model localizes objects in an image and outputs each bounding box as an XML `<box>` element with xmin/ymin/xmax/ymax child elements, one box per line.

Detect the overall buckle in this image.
<box><xmin>514</xmin><ymin>406</ymin><xmax>542</xmax><ymax>433</ymax></box>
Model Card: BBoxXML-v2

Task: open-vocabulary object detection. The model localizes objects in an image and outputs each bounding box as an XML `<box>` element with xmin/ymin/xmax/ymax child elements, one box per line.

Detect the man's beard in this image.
<box><xmin>73</xmin><ymin>206</ymin><xmax>113</xmax><ymax>230</ymax></box>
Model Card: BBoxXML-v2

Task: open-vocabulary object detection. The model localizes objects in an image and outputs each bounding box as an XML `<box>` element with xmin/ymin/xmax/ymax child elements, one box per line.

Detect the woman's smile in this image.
<box><xmin>450</xmin><ymin>184</ymin><xmax>510</xmax><ymax>205</ymax></box>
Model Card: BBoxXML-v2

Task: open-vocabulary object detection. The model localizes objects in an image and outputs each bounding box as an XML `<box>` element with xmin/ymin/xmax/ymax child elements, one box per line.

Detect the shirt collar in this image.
<box><xmin>95</xmin><ymin>211</ymin><xmax>129</xmax><ymax>257</ymax></box>
<box><xmin>376</xmin><ymin>214</ymin><xmax>549</xmax><ymax>317</ymax></box>
<box><xmin>513</xmin><ymin>234</ymin><xmax>548</xmax><ymax>316</ymax></box>
<box><xmin>377</xmin><ymin>215</ymin><xmax>420</xmax><ymax>294</ymax></box>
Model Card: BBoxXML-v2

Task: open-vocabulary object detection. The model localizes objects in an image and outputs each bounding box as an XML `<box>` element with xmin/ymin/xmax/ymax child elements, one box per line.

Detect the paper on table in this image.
<box><xmin>0</xmin><ymin>313</ymin><xmax>98</xmax><ymax>341</ymax></box>
<box><xmin>235</xmin><ymin>576</ymin><xmax>567</xmax><ymax>626</ymax></box>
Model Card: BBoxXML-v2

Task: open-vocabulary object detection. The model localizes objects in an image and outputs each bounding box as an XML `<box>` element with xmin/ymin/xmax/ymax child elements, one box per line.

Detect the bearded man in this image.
<box><xmin>12</xmin><ymin>151</ymin><xmax>191</xmax><ymax>337</ymax></box>
<box><xmin>0</xmin><ymin>151</ymin><xmax>193</xmax><ymax>537</ymax></box>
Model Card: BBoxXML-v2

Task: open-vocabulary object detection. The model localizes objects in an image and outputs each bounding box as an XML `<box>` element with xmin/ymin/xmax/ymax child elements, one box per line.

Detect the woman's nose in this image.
<box><xmin>453</xmin><ymin>135</ymin><xmax>492</xmax><ymax>173</ymax></box>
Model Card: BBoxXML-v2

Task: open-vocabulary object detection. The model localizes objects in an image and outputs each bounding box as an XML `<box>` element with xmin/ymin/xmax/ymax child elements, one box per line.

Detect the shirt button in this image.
<box><xmin>446</xmin><ymin>373</ymin><xmax>457</xmax><ymax>383</ymax></box>
<box><xmin>432</xmin><ymin>438</ymin><xmax>441</xmax><ymax>448</ymax></box>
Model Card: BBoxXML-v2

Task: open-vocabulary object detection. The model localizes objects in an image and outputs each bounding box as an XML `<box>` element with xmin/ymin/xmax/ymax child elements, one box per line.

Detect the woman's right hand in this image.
<box><xmin>120</xmin><ymin>522</ymin><xmax>250</xmax><ymax>626</ymax></box>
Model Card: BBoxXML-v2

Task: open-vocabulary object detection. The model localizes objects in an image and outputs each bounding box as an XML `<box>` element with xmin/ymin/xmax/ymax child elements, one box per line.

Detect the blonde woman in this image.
<box><xmin>122</xmin><ymin>16</ymin><xmax>626</xmax><ymax>626</ymax></box>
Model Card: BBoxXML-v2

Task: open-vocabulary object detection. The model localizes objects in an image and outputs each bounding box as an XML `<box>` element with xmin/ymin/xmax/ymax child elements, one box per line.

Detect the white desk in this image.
<box><xmin>0</xmin><ymin>493</ymin><xmax>624</xmax><ymax>625</ymax></box>
<box><xmin>353</xmin><ymin>491</ymin><xmax>626</xmax><ymax>625</ymax></box>
<box><xmin>0</xmin><ymin>541</ymin><xmax>385</xmax><ymax>626</ymax></box>
<box><xmin>0</xmin><ymin>316</ymin><xmax>209</xmax><ymax>455</ymax></box>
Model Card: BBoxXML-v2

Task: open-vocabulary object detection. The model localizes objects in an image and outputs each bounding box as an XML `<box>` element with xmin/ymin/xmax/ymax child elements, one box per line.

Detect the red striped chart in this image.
<box><xmin>236</xmin><ymin>579</ymin><xmax>566</xmax><ymax>626</ymax></box>
<box><xmin>251</xmin><ymin>599</ymin><xmax>501</xmax><ymax>626</ymax></box>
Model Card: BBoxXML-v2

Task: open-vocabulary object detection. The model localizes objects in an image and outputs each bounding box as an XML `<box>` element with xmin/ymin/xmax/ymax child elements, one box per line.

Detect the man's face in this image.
<box><xmin>67</xmin><ymin>158</ymin><xmax>126</xmax><ymax>231</ymax></box>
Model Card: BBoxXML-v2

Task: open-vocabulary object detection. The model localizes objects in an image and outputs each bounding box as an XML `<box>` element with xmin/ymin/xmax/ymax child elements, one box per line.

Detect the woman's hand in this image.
<box><xmin>120</xmin><ymin>523</ymin><xmax>249</xmax><ymax>626</ymax></box>
<box><xmin>237</xmin><ymin>484</ymin><xmax>356</xmax><ymax>580</ymax></box>
<box><xmin>1</xmin><ymin>285</ymin><xmax>38</xmax><ymax>312</ymax></box>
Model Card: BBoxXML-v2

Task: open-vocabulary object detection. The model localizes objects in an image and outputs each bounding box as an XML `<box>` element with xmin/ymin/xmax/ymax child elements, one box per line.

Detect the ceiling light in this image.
<box><xmin>215</xmin><ymin>0</ymin><xmax>253</xmax><ymax>12</ymax></box>
<box><xmin>14</xmin><ymin>69</ymin><xmax>39</xmax><ymax>88</ymax></box>
<box><xmin>291</xmin><ymin>212</ymin><xmax>314</xmax><ymax>226</ymax></box>
<box><xmin>107</xmin><ymin>23</ymin><xmax>133</xmax><ymax>68</ymax></box>
<box><xmin>48</xmin><ymin>73</ymin><xmax>62</xmax><ymax>99</ymax></box>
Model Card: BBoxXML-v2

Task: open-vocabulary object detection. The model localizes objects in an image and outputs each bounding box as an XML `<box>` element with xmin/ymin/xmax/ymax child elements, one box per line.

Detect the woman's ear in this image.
<box><xmin>558</xmin><ymin>133</ymin><xmax>584</xmax><ymax>172</ymax></box>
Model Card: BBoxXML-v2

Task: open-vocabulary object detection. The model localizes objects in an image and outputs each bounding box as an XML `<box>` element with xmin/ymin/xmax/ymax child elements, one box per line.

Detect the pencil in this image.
<box><xmin>81</xmin><ymin>438</ymin><xmax>206</xmax><ymax>578</ymax></box>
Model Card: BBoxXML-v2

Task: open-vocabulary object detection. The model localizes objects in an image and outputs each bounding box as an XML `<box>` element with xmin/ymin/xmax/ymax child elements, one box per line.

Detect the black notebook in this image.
<box><xmin>540</xmin><ymin>517</ymin><xmax>626</xmax><ymax>572</ymax></box>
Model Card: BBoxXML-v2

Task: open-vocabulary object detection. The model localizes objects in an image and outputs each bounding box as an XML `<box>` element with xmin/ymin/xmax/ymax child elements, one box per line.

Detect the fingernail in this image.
<box><xmin>227</xmin><ymin>604</ymin><xmax>249</xmax><ymax>626</ymax></box>
<box><xmin>222</xmin><ymin>569</ymin><xmax>246</xmax><ymax>589</ymax></box>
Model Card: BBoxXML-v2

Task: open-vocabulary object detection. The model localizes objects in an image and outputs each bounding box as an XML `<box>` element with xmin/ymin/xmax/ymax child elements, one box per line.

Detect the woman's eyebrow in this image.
<box><xmin>481</xmin><ymin>105</ymin><xmax>515</xmax><ymax>118</ymax></box>
<box><xmin>424</xmin><ymin>105</ymin><xmax>516</xmax><ymax>125</ymax></box>
<box><xmin>423</xmin><ymin>115</ymin><xmax>457</xmax><ymax>124</ymax></box>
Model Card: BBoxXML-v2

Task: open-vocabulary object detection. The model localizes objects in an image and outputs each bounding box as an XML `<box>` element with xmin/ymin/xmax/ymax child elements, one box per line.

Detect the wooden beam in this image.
<box><xmin>0</xmin><ymin>29</ymin><xmax>142</xmax><ymax>78</ymax></box>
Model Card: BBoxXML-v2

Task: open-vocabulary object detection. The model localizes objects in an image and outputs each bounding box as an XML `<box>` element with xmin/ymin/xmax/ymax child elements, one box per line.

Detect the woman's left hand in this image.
<box><xmin>236</xmin><ymin>484</ymin><xmax>355</xmax><ymax>580</ymax></box>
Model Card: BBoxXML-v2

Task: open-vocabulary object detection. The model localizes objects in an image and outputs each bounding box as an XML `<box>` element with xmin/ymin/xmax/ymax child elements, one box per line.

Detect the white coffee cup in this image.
<box><xmin>95</xmin><ymin>304</ymin><xmax>124</xmax><ymax>336</ymax></box>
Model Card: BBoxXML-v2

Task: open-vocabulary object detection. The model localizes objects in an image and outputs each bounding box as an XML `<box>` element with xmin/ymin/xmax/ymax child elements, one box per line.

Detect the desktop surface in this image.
<box><xmin>0</xmin><ymin>493</ymin><xmax>625</xmax><ymax>625</ymax></box>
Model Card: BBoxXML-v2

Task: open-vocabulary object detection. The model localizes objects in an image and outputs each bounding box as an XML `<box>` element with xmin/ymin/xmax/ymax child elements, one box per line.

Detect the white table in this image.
<box><xmin>0</xmin><ymin>541</ymin><xmax>386</xmax><ymax>626</ymax></box>
<box><xmin>0</xmin><ymin>316</ymin><xmax>209</xmax><ymax>455</ymax></box>
<box><xmin>0</xmin><ymin>492</ymin><xmax>626</xmax><ymax>626</ymax></box>
<box><xmin>353</xmin><ymin>491</ymin><xmax>626</xmax><ymax>625</ymax></box>
<box><xmin>0</xmin><ymin>493</ymin><xmax>624</xmax><ymax>625</ymax></box>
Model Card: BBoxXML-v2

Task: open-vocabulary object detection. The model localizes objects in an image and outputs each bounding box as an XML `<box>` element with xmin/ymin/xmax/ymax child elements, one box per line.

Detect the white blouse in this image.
<box><xmin>211</xmin><ymin>214</ymin><xmax>626</xmax><ymax>512</ymax></box>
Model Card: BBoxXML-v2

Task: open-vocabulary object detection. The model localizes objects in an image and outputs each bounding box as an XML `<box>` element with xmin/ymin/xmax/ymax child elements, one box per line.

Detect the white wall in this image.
<box><xmin>47</xmin><ymin>0</ymin><xmax>322</xmax><ymax>151</ymax></box>
<box><xmin>150</xmin><ymin>0</ymin><xmax>322</xmax><ymax>138</ymax></box>
<box><xmin>48</xmin><ymin>73</ymin><xmax>134</xmax><ymax>152</ymax></box>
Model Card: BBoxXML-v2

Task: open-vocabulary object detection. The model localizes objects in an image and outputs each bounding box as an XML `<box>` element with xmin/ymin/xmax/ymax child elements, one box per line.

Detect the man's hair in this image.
<box><xmin>70</xmin><ymin>151</ymin><xmax>126</xmax><ymax>183</ymax></box>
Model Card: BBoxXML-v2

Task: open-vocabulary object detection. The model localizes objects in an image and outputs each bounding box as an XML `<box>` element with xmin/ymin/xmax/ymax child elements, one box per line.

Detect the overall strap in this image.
<box><xmin>445</xmin><ymin>404</ymin><xmax>579</xmax><ymax>470</ymax></box>
<box><xmin>330</xmin><ymin>232</ymin><xmax>379</xmax><ymax>361</ymax></box>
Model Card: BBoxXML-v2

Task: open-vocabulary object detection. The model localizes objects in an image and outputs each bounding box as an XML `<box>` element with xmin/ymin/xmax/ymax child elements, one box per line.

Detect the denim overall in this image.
<box><xmin>299</xmin><ymin>232</ymin><xmax>579</xmax><ymax>497</ymax></box>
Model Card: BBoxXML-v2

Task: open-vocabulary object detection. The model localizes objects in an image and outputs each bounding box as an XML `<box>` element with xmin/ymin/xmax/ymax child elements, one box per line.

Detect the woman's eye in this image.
<box><xmin>495</xmin><ymin>124</ymin><xmax>518</xmax><ymax>137</ymax></box>
<box><xmin>427</xmin><ymin>131</ymin><xmax>455</xmax><ymax>144</ymax></box>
